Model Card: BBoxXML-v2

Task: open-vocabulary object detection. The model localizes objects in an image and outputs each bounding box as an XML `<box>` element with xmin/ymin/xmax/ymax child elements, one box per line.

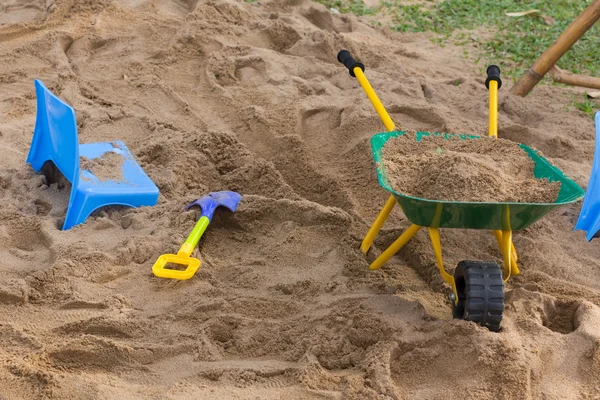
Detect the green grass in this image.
<box><xmin>573</xmin><ymin>94</ymin><xmax>598</xmax><ymax>118</ymax></box>
<box><xmin>321</xmin><ymin>0</ymin><xmax>376</xmax><ymax>15</ymax></box>
<box><xmin>315</xmin><ymin>0</ymin><xmax>600</xmax><ymax>80</ymax></box>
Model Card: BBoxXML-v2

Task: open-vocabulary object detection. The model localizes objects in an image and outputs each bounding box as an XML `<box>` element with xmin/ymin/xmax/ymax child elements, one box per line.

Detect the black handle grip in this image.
<box><xmin>485</xmin><ymin>64</ymin><xmax>502</xmax><ymax>89</ymax></box>
<box><xmin>337</xmin><ymin>50</ymin><xmax>365</xmax><ymax>78</ymax></box>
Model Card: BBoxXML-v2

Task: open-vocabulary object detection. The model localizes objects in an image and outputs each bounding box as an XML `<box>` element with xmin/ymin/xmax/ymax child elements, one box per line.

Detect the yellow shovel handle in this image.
<box><xmin>152</xmin><ymin>216</ymin><xmax>210</xmax><ymax>280</ymax></box>
<box><xmin>178</xmin><ymin>216</ymin><xmax>210</xmax><ymax>257</ymax></box>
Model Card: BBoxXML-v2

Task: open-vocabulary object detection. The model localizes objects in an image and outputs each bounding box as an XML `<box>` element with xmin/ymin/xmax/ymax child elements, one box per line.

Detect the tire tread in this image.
<box><xmin>452</xmin><ymin>260</ymin><xmax>505</xmax><ymax>332</ymax></box>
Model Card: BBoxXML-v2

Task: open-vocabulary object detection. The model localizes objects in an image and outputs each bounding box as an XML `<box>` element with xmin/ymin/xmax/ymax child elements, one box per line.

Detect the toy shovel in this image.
<box><xmin>152</xmin><ymin>191</ymin><xmax>242</xmax><ymax>280</ymax></box>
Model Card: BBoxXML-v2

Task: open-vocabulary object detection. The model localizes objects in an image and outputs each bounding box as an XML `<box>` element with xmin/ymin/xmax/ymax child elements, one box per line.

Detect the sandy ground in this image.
<box><xmin>1</xmin><ymin>0</ymin><xmax>600</xmax><ymax>399</ymax></box>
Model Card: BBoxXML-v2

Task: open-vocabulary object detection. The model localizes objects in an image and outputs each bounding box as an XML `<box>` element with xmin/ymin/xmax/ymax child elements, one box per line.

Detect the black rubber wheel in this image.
<box><xmin>452</xmin><ymin>260</ymin><xmax>504</xmax><ymax>332</ymax></box>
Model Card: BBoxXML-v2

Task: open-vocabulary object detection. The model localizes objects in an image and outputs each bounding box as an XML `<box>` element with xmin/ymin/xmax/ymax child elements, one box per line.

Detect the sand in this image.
<box><xmin>382</xmin><ymin>132</ymin><xmax>562</xmax><ymax>202</ymax></box>
<box><xmin>1</xmin><ymin>0</ymin><xmax>600</xmax><ymax>399</ymax></box>
<box><xmin>80</xmin><ymin>151</ymin><xmax>125</xmax><ymax>182</ymax></box>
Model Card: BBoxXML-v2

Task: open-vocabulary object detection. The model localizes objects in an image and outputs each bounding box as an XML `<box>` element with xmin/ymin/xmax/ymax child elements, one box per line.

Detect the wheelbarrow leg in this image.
<box><xmin>427</xmin><ymin>228</ymin><xmax>457</xmax><ymax>290</ymax></box>
<box><xmin>369</xmin><ymin>223</ymin><xmax>421</xmax><ymax>270</ymax></box>
<box><xmin>495</xmin><ymin>229</ymin><xmax>517</xmax><ymax>280</ymax></box>
<box><xmin>361</xmin><ymin>195</ymin><xmax>398</xmax><ymax>254</ymax></box>
<box><xmin>493</xmin><ymin>230</ymin><xmax>518</xmax><ymax>265</ymax></box>
<box><xmin>502</xmin><ymin>229</ymin><xmax>518</xmax><ymax>280</ymax></box>
<box><xmin>493</xmin><ymin>230</ymin><xmax>520</xmax><ymax>277</ymax></box>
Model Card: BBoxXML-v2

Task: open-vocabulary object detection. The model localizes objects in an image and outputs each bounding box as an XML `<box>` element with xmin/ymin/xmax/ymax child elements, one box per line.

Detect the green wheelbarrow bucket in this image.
<box><xmin>371</xmin><ymin>130</ymin><xmax>586</xmax><ymax>231</ymax></box>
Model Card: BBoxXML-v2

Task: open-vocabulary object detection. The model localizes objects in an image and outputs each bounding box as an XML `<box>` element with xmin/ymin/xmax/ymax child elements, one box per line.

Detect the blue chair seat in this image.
<box><xmin>26</xmin><ymin>80</ymin><xmax>159</xmax><ymax>230</ymax></box>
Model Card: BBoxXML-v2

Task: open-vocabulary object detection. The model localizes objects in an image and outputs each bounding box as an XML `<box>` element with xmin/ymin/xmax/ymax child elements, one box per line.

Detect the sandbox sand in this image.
<box><xmin>1</xmin><ymin>0</ymin><xmax>600</xmax><ymax>399</ymax></box>
<box><xmin>80</xmin><ymin>151</ymin><xmax>125</xmax><ymax>181</ymax></box>
<box><xmin>382</xmin><ymin>133</ymin><xmax>562</xmax><ymax>203</ymax></box>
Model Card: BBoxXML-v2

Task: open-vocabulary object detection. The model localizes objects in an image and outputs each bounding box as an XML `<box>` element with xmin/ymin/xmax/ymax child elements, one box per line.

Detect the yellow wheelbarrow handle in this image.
<box><xmin>338</xmin><ymin>50</ymin><xmax>399</xmax><ymax>254</ymax></box>
<box><xmin>486</xmin><ymin>65</ymin><xmax>502</xmax><ymax>138</ymax></box>
<box><xmin>338</xmin><ymin>50</ymin><xmax>396</xmax><ymax>132</ymax></box>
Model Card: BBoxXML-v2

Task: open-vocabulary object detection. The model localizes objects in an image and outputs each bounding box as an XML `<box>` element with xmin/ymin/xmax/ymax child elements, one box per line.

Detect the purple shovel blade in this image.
<box><xmin>185</xmin><ymin>191</ymin><xmax>242</xmax><ymax>221</ymax></box>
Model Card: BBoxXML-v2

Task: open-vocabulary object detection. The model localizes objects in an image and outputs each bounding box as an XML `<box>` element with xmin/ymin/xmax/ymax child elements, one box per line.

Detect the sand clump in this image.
<box><xmin>80</xmin><ymin>151</ymin><xmax>125</xmax><ymax>182</ymax></box>
<box><xmin>382</xmin><ymin>132</ymin><xmax>562</xmax><ymax>203</ymax></box>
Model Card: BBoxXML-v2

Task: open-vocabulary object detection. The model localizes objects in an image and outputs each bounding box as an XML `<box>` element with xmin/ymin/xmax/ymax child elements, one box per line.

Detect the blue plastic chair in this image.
<box><xmin>575</xmin><ymin>111</ymin><xmax>600</xmax><ymax>241</ymax></box>
<box><xmin>26</xmin><ymin>80</ymin><xmax>159</xmax><ymax>230</ymax></box>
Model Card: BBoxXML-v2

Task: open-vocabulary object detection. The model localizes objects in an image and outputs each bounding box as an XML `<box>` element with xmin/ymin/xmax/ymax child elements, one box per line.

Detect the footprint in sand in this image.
<box><xmin>498</xmin><ymin>123</ymin><xmax>534</xmax><ymax>146</ymax></box>
<box><xmin>503</xmin><ymin>289</ymin><xmax>600</xmax><ymax>395</ymax></box>
<box><xmin>298</xmin><ymin>105</ymin><xmax>343</xmax><ymax>154</ymax></box>
<box><xmin>0</xmin><ymin>324</ymin><xmax>42</xmax><ymax>352</ymax></box>
<box><xmin>234</xmin><ymin>57</ymin><xmax>269</xmax><ymax>87</ymax></box>
<box><xmin>33</xmin><ymin>199</ymin><xmax>52</xmax><ymax>216</ymax></box>
<box><xmin>1</xmin><ymin>214</ymin><xmax>53</xmax><ymax>272</ymax></box>
<box><xmin>501</xmin><ymin>95</ymin><xmax>544</xmax><ymax>128</ymax></box>
<box><xmin>267</xmin><ymin>135</ymin><xmax>355</xmax><ymax>210</ymax></box>
<box><xmin>0</xmin><ymin>279</ymin><xmax>29</xmax><ymax>305</ymax></box>
<box><xmin>173</xmin><ymin>0</ymin><xmax>201</xmax><ymax>15</ymax></box>
<box><xmin>115</xmin><ymin>0</ymin><xmax>199</xmax><ymax>16</ymax></box>
<box><xmin>47</xmin><ymin>336</ymin><xmax>141</xmax><ymax>372</ymax></box>
<box><xmin>54</xmin><ymin>315</ymin><xmax>149</xmax><ymax>339</ymax></box>
<box><xmin>0</xmin><ymin>0</ymin><xmax>49</xmax><ymax>26</ymax></box>
<box><xmin>387</xmin><ymin>105</ymin><xmax>447</xmax><ymax>132</ymax></box>
<box><xmin>300</xmin><ymin>3</ymin><xmax>338</xmax><ymax>33</ymax></box>
<box><xmin>256</xmin><ymin>20</ymin><xmax>302</xmax><ymax>53</ymax></box>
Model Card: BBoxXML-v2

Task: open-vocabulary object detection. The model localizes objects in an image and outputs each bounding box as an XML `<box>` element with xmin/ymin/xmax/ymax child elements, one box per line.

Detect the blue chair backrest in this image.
<box><xmin>32</xmin><ymin>79</ymin><xmax>80</xmax><ymax>186</ymax></box>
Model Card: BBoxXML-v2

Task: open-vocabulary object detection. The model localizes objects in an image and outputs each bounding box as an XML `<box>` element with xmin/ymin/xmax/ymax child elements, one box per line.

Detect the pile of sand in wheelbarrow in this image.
<box><xmin>382</xmin><ymin>132</ymin><xmax>562</xmax><ymax>203</ymax></box>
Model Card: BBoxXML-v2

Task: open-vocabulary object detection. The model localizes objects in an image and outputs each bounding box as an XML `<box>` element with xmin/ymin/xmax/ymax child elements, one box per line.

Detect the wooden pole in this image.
<box><xmin>510</xmin><ymin>0</ymin><xmax>600</xmax><ymax>97</ymax></box>
<box><xmin>548</xmin><ymin>66</ymin><xmax>600</xmax><ymax>90</ymax></box>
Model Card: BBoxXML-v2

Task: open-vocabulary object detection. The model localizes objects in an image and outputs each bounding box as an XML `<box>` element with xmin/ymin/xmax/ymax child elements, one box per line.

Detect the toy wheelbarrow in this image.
<box><xmin>337</xmin><ymin>50</ymin><xmax>585</xmax><ymax>331</ymax></box>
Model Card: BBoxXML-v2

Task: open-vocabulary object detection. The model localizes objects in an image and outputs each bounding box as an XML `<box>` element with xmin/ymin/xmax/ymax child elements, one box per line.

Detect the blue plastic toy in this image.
<box><xmin>575</xmin><ymin>111</ymin><xmax>600</xmax><ymax>241</ymax></box>
<box><xmin>26</xmin><ymin>79</ymin><xmax>159</xmax><ymax>230</ymax></box>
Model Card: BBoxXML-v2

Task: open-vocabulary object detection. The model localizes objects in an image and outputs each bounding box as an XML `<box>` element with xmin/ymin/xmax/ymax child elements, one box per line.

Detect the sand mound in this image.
<box><xmin>382</xmin><ymin>132</ymin><xmax>562</xmax><ymax>203</ymax></box>
<box><xmin>0</xmin><ymin>0</ymin><xmax>600</xmax><ymax>398</ymax></box>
